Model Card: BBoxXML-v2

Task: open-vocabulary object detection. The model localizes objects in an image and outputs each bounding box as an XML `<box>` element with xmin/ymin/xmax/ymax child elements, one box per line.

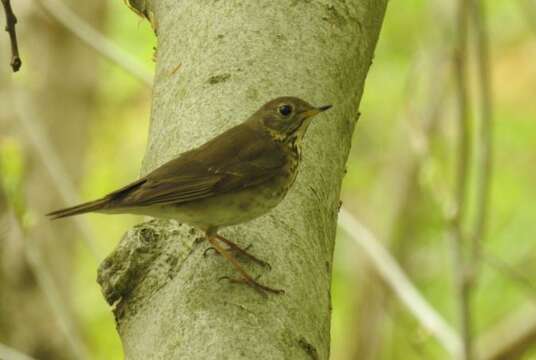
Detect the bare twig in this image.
<box><xmin>34</xmin><ymin>0</ymin><xmax>152</xmax><ymax>85</ymax></box>
<box><xmin>469</xmin><ymin>0</ymin><xmax>493</xmax><ymax>271</ymax></box>
<box><xmin>1</xmin><ymin>0</ymin><xmax>21</xmax><ymax>71</ymax></box>
<box><xmin>338</xmin><ymin>208</ymin><xmax>463</xmax><ymax>358</ymax></box>
<box><xmin>449</xmin><ymin>0</ymin><xmax>473</xmax><ymax>358</ymax></box>
<box><xmin>0</xmin><ymin>343</ymin><xmax>37</xmax><ymax>360</ymax></box>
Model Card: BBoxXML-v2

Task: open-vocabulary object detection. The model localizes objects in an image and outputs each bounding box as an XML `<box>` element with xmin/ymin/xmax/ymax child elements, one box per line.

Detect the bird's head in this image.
<box><xmin>251</xmin><ymin>96</ymin><xmax>332</xmax><ymax>142</ymax></box>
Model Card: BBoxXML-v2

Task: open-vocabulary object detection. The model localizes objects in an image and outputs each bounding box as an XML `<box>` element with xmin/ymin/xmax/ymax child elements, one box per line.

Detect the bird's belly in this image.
<box><xmin>132</xmin><ymin>176</ymin><xmax>292</xmax><ymax>230</ymax></box>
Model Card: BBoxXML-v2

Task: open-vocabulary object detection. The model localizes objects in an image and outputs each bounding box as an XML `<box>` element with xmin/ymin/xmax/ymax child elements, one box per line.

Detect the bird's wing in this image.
<box><xmin>109</xmin><ymin>125</ymin><xmax>287</xmax><ymax>208</ymax></box>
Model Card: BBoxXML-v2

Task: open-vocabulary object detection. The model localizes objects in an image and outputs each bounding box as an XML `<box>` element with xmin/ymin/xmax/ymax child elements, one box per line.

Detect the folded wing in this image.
<box><xmin>111</xmin><ymin>123</ymin><xmax>287</xmax><ymax>208</ymax></box>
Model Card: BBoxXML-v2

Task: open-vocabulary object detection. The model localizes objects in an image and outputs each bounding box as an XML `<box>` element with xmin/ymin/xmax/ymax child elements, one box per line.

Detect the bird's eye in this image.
<box><xmin>278</xmin><ymin>104</ymin><xmax>293</xmax><ymax>117</ymax></box>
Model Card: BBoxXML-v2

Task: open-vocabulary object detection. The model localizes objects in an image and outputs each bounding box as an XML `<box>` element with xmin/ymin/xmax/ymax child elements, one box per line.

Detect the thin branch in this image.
<box><xmin>469</xmin><ymin>0</ymin><xmax>493</xmax><ymax>270</ymax></box>
<box><xmin>452</xmin><ymin>0</ymin><xmax>471</xmax><ymax>255</ymax></box>
<box><xmin>1</xmin><ymin>0</ymin><xmax>21</xmax><ymax>71</ymax></box>
<box><xmin>338</xmin><ymin>208</ymin><xmax>463</xmax><ymax>358</ymax></box>
<box><xmin>7</xmin><ymin>211</ymin><xmax>91</xmax><ymax>360</ymax></box>
<box><xmin>350</xmin><ymin>1</ymin><xmax>453</xmax><ymax>354</ymax></box>
<box><xmin>12</xmin><ymin>89</ymin><xmax>102</xmax><ymax>261</ymax></box>
<box><xmin>483</xmin><ymin>250</ymin><xmax>536</xmax><ymax>296</ymax></box>
<box><xmin>449</xmin><ymin>0</ymin><xmax>473</xmax><ymax>358</ymax></box>
<box><xmin>352</xmin><ymin>53</ymin><xmax>451</xmax><ymax>359</ymax></box>
<box><xmin>34</xmin><ymin>0</ymin><xmax>153</xmax><ymax>85</ymax></box>
<box><xmin>0</xmin><ymin>343</ymin><xmax>37</xmax><ymax>360</ymax></box>
<box><xmin>476</xmin><ymin>303</ymin><xmax>536</xmax><ymax>360</ymax></box>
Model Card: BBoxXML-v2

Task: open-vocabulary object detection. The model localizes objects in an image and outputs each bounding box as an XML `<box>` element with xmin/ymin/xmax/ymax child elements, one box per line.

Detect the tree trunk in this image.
<box><xmin>97</xmin><ymin>1</ymin><xmax>387</xmax><ymax>358</ymax></box>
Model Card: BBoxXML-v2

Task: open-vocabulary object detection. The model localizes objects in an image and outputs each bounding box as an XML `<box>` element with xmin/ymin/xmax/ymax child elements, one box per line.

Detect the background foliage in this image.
<box><xmin>1</xmin><ymin>0</ymin><xmax>535</xmax><ymax>359</ymax></box>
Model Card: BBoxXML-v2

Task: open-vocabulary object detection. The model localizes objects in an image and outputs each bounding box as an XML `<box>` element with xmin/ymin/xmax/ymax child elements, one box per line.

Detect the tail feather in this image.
<box><xmin>47</xmin><ymin>198</ymin><xmax>108</xmax><ymax>219</ymax></box>
<box><xmin>47</xmin><ymin>178</ymin><xmax>146</xmax><ymax>220</ymax></box>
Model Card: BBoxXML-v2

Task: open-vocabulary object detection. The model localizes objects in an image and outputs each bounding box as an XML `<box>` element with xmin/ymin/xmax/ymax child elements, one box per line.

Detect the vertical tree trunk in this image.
<box><xmin>0</xmin><ymin>2</ymin><xmax>104</xmax><ymax>359</ymax></box>
<box><xmin>98</xmin><ymin>1</ymin><xmax>387</xmax><ymax>358</ymax></box>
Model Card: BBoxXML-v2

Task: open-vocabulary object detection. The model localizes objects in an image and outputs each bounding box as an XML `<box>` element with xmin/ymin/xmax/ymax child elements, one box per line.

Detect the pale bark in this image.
<box><xmin>98</xmin><ymin>1</ymin><xmax>387</xmax><ymax>358</ymax></box>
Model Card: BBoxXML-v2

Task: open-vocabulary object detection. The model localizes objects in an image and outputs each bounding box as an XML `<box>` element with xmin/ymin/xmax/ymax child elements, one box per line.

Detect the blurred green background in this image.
<box><xmin>1</xmin><ymin>0</ymin><xmax>535</xmax><ymax>359</ymax></box>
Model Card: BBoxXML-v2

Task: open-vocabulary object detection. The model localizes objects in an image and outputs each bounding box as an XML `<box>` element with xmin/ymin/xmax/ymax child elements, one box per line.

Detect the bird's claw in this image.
<box><xmin>203</xmin><ymin>246</ymin><xmax>218</xmax><ymax>257</ymax></box>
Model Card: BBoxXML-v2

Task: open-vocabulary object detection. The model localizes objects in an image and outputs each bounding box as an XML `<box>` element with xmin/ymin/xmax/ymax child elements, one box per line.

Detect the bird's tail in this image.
<box><xmin>46</xmin><ymin>198</ymin><xmax>108</xmax><ymax>219</ymax></box>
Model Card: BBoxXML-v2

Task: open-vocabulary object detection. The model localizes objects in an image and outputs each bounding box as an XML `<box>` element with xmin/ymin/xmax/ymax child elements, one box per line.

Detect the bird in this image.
<box><xmin>47</xmin><ymin>96</ymin><xmax>332</xmax><ymax>295</ymax></box>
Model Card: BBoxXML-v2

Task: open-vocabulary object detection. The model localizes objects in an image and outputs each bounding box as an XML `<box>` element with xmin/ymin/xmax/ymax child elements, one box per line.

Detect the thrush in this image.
<box><xmin>47</xmin><ymin>96</ymin><xmax>332</xmax><ymax>295</ymax></box>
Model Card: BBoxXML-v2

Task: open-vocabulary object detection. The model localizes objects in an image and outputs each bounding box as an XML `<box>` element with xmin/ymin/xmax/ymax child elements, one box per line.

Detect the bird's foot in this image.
<box><xmin>203</xmin><ymin>245</ymin><xmax>247</xmax><ymax>257</ymax></box>
<box><xmin>218</xmin><ymin>275</ymin><xmax>284</xmax><ymax>296</ymax></box>
<box><xmin>216</xmin><ymin>235</ymin><xmax>272</xmax><ymax>269</ymax></box>
<box><xmin>206</xmin><ymin>233</ymin><xmax>282</xmax><ymax>296</ymax></box>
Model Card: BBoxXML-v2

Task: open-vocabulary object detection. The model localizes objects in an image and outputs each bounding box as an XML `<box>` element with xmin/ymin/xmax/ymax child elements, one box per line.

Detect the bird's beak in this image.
<box><xmin>301</xmin><ymin>104</ymin><xmax>332</xmax><ymax>119</ymax></box>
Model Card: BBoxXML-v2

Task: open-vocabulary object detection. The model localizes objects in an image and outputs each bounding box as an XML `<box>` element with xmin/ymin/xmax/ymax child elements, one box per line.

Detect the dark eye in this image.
<box><xmin>278</xmin><ymin>104</ymin><xmax>293</xmax><ymax>117</ymax></box>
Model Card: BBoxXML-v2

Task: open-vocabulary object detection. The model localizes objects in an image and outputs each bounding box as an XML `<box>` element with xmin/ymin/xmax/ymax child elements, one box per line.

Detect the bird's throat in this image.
<box><xmin>286</xmin><ymin>135</ymin><xmax>302</xmax><ymax>163</ymax></box>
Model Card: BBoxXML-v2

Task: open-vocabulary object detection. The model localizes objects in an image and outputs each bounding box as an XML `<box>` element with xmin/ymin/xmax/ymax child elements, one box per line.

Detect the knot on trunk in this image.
<box><xmin>97</xmin><ymin>219</ymin><xmax>201</xmax><ymax>321</ymax></box>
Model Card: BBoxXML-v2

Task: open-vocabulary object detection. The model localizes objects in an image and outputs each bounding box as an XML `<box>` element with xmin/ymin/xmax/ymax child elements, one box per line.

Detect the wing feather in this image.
<box><xmin>109</xmin><ymin>123</ymin><xmax>288</xmax><ymax>208</ymax></box>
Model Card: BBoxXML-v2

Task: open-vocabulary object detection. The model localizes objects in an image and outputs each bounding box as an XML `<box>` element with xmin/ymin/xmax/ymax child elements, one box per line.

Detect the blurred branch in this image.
<box><xmin>476</xmin><ymin>303</ymin><xmax>536</xmax><ymax>360</ymax></box>
<box><xmin>351</xmin><ymin>0</ymin><xmax>454</xmax><ymax>354</ymax></box>
<box><xmin>447</xmin><ymin>1</ymin><xmax>494</xmax><ymax>358</ymax></box>
<box><xmin>1</xmin><ymin>0</ymin><xmax>21</xmax><ymax>71</ymax></box>
<box><xmin>7</xmin><ymin>210</ymin><xmax>91</xmax><ymax>360</ymax></box>
<box><xmin>12</xmin><ymin>89</ymin><xmax>102</xmax><ymax>261</ymax></box>
<box><xmin>352</xmin><ymin>52</ymin><xmax>451</xmax><ymax>359</ymax></box>
<box><xmin>338</xmin><ymin>208</ymin><xmax>463</xmax><ymax>358</ymax></box>
<box><xmin>0</xmin><ymin>343</ymin><xmax>37</xmax><ymax>360</ymax></box>
<box><xmin>469</xmin><ymin>0</ymin><xmax>493</xmax><ymax>268</ymax></box>
<box><xmin>519</xmin><ymin>0</ymin><xmax>536</xmax><ymax>34</ymax></box>
<box><xmin>34</xmin><ymin>0</ymin><xmax>153</xmax><ymax>85</ymax></box>
<box><xmin>483</xmin><ymin>251</ymin><xmax>536</xmax><ymax>296</ymax></box>
<box><xmin>448</xmin><ymin>0</ymin><xmax>473</xmax><ymax>358</ymax></box>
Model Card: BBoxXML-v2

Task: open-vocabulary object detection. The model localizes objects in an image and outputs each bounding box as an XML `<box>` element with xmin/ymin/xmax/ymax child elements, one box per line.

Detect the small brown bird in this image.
<box><xmin>48</xmin><ymin>97</ymin><xmax>331</xmax><ymax>294</ymax></box>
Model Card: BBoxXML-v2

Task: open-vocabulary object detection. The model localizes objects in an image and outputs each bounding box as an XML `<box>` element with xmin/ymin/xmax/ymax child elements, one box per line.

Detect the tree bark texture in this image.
<box><xmin>0</xmin><ymin>1</ymin><xmax>105</xmax><ymax>359</ymax></box>
<box><xmin>97</xmin><ymin>1</ymin><xmax>387</xmax><ymax>359</ymax></box>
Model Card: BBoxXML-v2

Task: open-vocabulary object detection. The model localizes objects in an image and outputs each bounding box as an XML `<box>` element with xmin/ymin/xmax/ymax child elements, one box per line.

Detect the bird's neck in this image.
<box><xmin>285</xmin><ymin>134</ymin><xmax>299</xmax><ymax>147</ymax></box>
<box><xmin>284</xmin><ymin>134</ymin><xmax>302</xmax><ymax>161</ymax></box>
<box><xmin>261</xmin><ymin>126</ymin><xmax>303</xmax><ymax>160</ymax></box>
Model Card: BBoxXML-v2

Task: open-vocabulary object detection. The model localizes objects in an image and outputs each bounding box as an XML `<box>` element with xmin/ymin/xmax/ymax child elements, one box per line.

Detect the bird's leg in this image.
<box><xmin>202</xmin><ymin>236</ymin><xmax>271</xmax><ymax>269</ymax></box>
<box><xmin>206</xmin><ymin>234</ymin><xmax>283</xmax><ymax>295</ymax></box>
<box><xmin>215</xmin><ymin>235</ymin><xmax>271</xmax><ymax>269</ymax></box>
<box><xmin>202</xmin><ymin>242</ymin><xmax>251</xmax><ymax>258</ymax></box>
